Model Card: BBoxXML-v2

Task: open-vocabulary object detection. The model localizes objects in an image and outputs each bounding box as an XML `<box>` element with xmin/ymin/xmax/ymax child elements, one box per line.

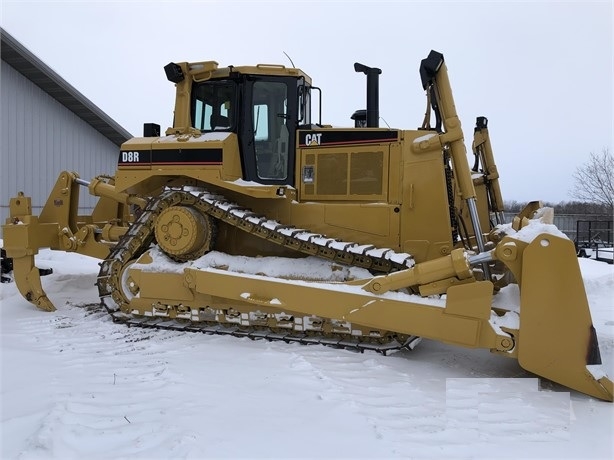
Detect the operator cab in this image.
<box><xmin>188</xmin><ymin>69</ymin><xmax>312</xmax><ymax>187</ymax></box>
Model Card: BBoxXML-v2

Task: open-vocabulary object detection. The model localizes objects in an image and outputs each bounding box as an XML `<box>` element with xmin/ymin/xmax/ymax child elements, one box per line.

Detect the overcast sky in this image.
<box><xmin>1</xmin><ymin>0</ymin><xmax>612</xmax><ymax>203</ymax></box>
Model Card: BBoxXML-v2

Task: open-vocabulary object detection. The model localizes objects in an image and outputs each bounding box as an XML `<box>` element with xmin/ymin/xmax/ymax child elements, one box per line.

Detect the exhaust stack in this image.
<box><xmin>354</xmin><ymin>63</ymin><xmax>381</xmax><ymax>128</ymax></box>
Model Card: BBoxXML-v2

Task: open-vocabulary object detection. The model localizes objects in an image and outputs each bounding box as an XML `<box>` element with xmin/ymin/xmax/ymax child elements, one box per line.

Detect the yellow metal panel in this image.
<box><xmin>299</xmin><ymin>145</ymin><xmax>389</xmax><ymax>201</ymax></box>
<box><xmin>444</xmin><ymin>281</ymin><xmax>493</xmax><ymax>320</ymax></box>
<box><xmin>134</xmin><ymin>271</ymin><xmax>195</xmax><ymax>302</ymax></box>
<box><xmin>324</xmin><ymin>205</ymin><xmax>391</xmax><ymax>237</ymax></box>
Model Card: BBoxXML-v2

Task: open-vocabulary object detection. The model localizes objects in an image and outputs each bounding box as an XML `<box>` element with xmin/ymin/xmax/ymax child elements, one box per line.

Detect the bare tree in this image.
<box><xmin>570</xmin><ymin>147</ymin><xmax>614</xmax><ymax>209</ymax></box>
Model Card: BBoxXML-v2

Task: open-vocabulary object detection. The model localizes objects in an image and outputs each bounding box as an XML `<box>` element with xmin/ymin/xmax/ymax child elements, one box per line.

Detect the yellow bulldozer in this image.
<box><xmin>3</xmin><ymin>50</ymin><xmax>612</xmax><ymax>401</ymax></box>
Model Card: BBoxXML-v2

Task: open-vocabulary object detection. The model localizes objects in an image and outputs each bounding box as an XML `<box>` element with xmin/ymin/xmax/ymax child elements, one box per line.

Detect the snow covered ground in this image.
<box><xmin>1</xmin><ymin>248</ymin><xmax>613</xmax><ymax>459</ymax></box>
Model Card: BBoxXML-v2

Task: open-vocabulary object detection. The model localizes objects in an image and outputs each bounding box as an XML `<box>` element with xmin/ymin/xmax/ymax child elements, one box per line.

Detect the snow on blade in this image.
<box><xmin>512</xmin><ymin>221</ymin><xmax>568</xmax><ymax>243</ymax></box>
<box><xmin>495</xmin><ymin>208</ymin><xmax>568</xmax><ymax>243</ymax></box>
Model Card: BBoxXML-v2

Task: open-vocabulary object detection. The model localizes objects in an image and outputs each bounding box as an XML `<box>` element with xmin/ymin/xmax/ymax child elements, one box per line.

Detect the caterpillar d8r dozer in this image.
<box><xmin>3</xmin><ymin>50</ymin><xmax>612</xmax><ymax>401</ymax></box>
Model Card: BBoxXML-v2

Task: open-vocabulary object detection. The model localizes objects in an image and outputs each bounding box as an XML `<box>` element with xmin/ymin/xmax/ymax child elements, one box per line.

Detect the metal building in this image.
<box><xmin>0</xmin><ymin>28</ymin><xmax>131</xmax><ymax>231</ymax></box>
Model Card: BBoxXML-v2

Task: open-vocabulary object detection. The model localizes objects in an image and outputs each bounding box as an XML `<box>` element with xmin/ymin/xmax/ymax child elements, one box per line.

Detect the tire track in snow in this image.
<box><xmin>4</xmin><ymin>289</ymin><xmax>612</xmax><ymax>459</ymax></box>
<box><xmin>5</xmin><ymin>303</ymin><xmax>203</xmax><ymax>458</ymax></box>
<box><xmin>285</xmin><ymin>347</ymin><xmax>450</xmax><ymax>456</ymax></box>
<box><xmin>282</xmin><ymin>342</ymin><xmax>577</xmax><ymax>458</ymax></box>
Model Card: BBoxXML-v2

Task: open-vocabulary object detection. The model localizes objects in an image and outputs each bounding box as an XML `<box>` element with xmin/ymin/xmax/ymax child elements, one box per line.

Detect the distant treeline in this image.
<box><xmin>504</xmin><ymin>200</ymin><xmax>613</xmax><ymax>216</ymax></box>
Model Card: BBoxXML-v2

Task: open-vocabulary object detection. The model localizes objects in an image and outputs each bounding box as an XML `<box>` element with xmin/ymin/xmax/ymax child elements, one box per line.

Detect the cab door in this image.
<box><xmin>239</xmin><ymin>76</ymin><xmax>298</xmax><ymax>186</ymax></box>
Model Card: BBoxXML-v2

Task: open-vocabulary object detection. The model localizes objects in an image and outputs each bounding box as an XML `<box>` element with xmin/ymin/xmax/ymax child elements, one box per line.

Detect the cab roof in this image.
<box><xmin>182</xmin><ymin>61</ymin><xmax>312</xmax><ymax>84</ymax></box>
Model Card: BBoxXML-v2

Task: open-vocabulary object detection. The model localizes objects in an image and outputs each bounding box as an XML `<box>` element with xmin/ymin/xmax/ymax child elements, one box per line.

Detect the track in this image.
<box><xmin>97</xmin><ymin>188</ymin><xmax>419</xmax><ymax>354</ymax></box>
<box><xmin>121</xmin><ymin>315</ymin><xmax>421</xmax><ymax>355</ymax></box>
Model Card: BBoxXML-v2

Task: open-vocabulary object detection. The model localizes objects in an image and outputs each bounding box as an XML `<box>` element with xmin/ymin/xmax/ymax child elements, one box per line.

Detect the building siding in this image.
<box><xmin>1</xmin><ymin>61</ymin><xmax>120</xmax><ymax>228</ymax></box>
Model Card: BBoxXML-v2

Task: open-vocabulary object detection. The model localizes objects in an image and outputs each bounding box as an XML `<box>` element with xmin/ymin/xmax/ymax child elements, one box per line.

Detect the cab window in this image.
<box><xmin>192</xmin><ymin>81</ymin><xmax>236</xmax><ymax>131</ymax></box>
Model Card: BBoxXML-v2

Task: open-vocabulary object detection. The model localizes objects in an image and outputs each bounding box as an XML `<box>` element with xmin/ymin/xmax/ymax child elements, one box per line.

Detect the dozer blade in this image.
<box><xmin>11</xmin><ymin>255</ymin><xmax>56</xmax><ymax>312</ymax></box>
<box><xmin>516</xmin><ymin>235</ymin><xmax>613</xmax><ymax>401</ymax></box>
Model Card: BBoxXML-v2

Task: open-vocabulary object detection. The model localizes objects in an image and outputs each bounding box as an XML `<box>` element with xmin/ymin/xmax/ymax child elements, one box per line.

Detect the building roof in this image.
<box><xmin>1</xmin><ymin>27</ymin><xmax>132</xmax><ymax>145</ymax></box>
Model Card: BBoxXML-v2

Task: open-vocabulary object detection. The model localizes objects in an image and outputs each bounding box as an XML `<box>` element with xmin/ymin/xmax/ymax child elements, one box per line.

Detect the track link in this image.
<box><xmin>97</xmin><ymin>188</ymin><xmax>418</xmax><ymax>354</ymax></box>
